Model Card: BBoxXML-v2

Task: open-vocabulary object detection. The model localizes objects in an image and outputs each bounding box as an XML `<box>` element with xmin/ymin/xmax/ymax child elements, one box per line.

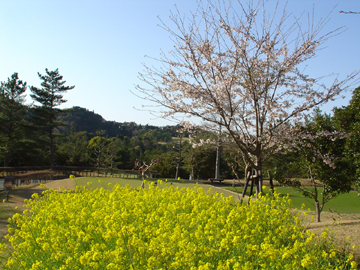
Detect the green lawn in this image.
<box><xmin>74</xmin><ymin>177</ymin><xmax>360</xmax><ymax>214</ymax></box>
<box><xmin>0</xmin><ymin>190</ymin><xmax>21</xmax><ymax>244</ymax></box>
<box><xmin>75</xmin><ymin>177</ymin><xmax>203</xmax><ymax>190</ymax></box>
<box><xmin>221</xmin><ymin>185</ymin><xmax>360</xmax><ymax>214</ymax></box>
<box><xmin>74</xmin><ymin>177</ymin><xmax>241</xmax><ymax>202</ymax></box>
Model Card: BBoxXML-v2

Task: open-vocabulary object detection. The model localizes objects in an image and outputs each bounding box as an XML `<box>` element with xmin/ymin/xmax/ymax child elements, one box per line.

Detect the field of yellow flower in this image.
<box><xmin>0</xmin><ymin>181</ymin><xmax>357</xmax><ymax>269</ymax></box>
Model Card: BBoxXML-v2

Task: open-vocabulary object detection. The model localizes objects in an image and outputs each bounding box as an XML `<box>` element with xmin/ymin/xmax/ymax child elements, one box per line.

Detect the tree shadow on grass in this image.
<box><xmin>0</xmin><ymin>184</ymin><xmax>47</xmax><ymax>242</ymax></box>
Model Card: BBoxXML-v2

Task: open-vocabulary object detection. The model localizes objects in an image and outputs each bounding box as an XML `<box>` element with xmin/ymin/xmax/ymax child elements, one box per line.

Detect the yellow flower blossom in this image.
<box><xmin>1</xmin><ymin>184</ymin><xmax>356</xmax><ymax>269</ymax></box>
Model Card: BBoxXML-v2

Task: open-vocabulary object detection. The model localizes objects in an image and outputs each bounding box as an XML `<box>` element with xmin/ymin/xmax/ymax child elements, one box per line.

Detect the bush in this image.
<box><xmin>1</xmin><ymin>182</ymin><xmax>357</xmax><ymax>269</ymax></box>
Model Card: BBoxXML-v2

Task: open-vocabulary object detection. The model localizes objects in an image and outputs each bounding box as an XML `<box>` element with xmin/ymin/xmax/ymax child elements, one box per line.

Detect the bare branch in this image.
<box><xmin>339</xmin><ymin>10</ymin><xmax>360</xmax><ymax>14</ymax></box>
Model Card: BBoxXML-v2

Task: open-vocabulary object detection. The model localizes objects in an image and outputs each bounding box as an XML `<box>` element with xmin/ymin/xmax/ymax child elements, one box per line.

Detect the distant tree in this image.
<box><xmin>30</xmin><ymin>68</ymin><xmax>75</xmax><ymax>167</ymax></box>
<box><xmin>116</xmin><ymin>135</ymin><xmax>133</xmax><ymax>169</ymax></box>
<box><xmin>189</xmin><ymin>128</ymin><xmax>224</xmax><ymax>179</ymax></box>
<box><xmin>0</xmin><ymin>73</ymin><xmax>28</xmax><ymax>166</ymax></box>
<box><xmin>279</xmin><ymin>110</ymin><xmax>350</xmax><ymax>222</ymax></box>
<box><xmin>183</xmin><ymin>139</ymin><xmax>218</xmax><ymax>180</ymax></box>
<box><xmin>103</xmin><ymin>137</ymin><xmax>122</xmax><ymax>169</ymax></box>
<box><xmin>56</xmin><ymin>127</ymin><xmax>91</xmax><ymax>166</ymax></box>
<box><xmin>87</xmin><ymin>131</ymin><xmax>110</xmax><ymax>168</ymax></box>
<box><xmin>152</xmin><ymin>150</ymin><xmax>178</xmax><ymax>178</ymax></box>
<box><xmin>136</xmin><ymin>0</ymin><xmax>359</xmax><ymax>196</ymax></box>
<box><xmin>223</xmin><ymin>143</ymin><xmax>246</xmax><ymax>181</ymax></box>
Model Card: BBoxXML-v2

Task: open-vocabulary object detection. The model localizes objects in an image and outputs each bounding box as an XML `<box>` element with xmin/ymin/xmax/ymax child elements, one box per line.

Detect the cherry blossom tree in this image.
<box><xmin>135</xmin><ymin>0</ymin><xmax>359</xmax><ymax>195</ymax></box>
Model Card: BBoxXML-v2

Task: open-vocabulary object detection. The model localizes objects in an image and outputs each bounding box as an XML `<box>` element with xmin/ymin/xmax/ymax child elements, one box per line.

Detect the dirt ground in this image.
<box><xmin>0</xmin><ymin>178</ymin><xmax>76</xmax><ymax>241</ymax></box>
<box><xmin>1</xmin><ymin>178</ymin><xmax>76</xmax><ymax>208</ymax></box>
<box><xmin>304</xmin><ymin>211</ymin><xmax>360</xmax><ymax>264</ymax></box>
<box><xmin>0</xmin><ymin>179</ymin><xmax>359</xmax><ymax>264</ymax></box>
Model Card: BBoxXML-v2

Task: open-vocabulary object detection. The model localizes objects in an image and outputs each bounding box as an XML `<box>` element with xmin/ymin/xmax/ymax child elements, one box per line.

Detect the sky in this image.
<box><xmin>0</xmin><ymin>0</ymin><xmax>359</xmax><ymax>126</ymax></box>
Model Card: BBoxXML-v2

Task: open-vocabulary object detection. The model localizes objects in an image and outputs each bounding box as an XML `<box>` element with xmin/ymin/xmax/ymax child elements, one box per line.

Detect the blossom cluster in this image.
<box><xmin>1</xmin><ymin>182</ymin><xmax>357</xmax><ymax>269</ymax></box>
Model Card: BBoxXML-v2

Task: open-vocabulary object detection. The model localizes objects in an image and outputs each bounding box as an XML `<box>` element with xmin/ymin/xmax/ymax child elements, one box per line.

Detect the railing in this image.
<box><xmin>0</xmin><ymin>166</ymin><xmax>141</xmax><ymax>178</ymax></box>
<box><xmin>0</xmin><ymin>166</ymin><xmax>160</xmax><ymax>185</ymax></box>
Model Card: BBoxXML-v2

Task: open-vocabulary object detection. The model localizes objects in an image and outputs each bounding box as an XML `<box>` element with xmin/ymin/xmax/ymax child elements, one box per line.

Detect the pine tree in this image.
<box><xmin>30</xmin><ymin>68</ymin><xmax>75</xmax><ymax>167</ymax></box>
<box><xmin>0</xmin><ymin>73</ymin><xmax>28</xmax><ymax>166</ymax></box>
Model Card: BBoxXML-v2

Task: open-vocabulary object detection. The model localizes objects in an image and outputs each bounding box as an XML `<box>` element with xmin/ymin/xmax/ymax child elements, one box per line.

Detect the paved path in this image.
<box><xmin>0</xmin><ymin>178</ymin><xmax>76</xmax><ymax>209</ymax></box>
<box><xmin>40</xmin><ymin>178</ymin><xmax>76</xmax><ymax>191</ymax></box>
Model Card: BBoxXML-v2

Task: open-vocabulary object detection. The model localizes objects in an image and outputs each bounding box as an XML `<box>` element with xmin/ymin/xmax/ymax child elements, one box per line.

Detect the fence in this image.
<box><xmin>0</xmin><ymin>166</ymin><xmax>160</xmax><ymax>188</ymax></box>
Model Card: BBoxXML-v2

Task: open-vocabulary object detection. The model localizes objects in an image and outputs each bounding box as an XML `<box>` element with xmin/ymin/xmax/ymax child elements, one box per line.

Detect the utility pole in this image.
<box><xmin>174</xmin><ymin>129</ymin><xmax>183</xmax><ymax>180</ymax></box>
<box><xmin>215</xmin><ymin>121</ymin><xmax>222</xmax><ymax>179</ymax></box>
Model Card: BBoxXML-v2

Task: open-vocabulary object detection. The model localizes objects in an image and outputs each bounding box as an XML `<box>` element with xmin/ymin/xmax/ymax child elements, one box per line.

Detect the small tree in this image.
<box><xmin>103</xmin><ymin>137</ymin><xmax>122</xmax><ymax>169</ymax></box>
<box><xmin>30</xmin><ymin>68</ymin><xmax>75</xmax><ymax>167</ymax></box>
<box><xmin>135</xmin><ymin>0</ymin><xmax>359</xmax><ymax>196</ymax></box>
<box><xmin>279</xmin><ymin>111</ymin><xmax>351</xmax><ymax>222</ymax></box>
<box><xmin>56</xmin><ymin>127</ymin><xmax>90</xmax><ymax>166</ymax></box>
<box><xmin>87</xmin><ymin>131</ymin><xmax>110</xmax><ymax>168</ymax></box>
<box><xmin>133</xmin><ymin>159</ymin><xmax>159</xmax><ymax>189</ymax></box>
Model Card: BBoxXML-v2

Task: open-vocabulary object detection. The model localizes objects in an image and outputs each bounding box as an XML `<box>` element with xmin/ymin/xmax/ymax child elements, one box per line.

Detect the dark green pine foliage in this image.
<box><xmin>30</xmin><ymin>68</ymin><xmax>75</xmax><ymax>167</ymax></box>
<box><xmin>0</xmin><ymin>73</ymin><xmax>29</xmax><ymax>166</ymax></box>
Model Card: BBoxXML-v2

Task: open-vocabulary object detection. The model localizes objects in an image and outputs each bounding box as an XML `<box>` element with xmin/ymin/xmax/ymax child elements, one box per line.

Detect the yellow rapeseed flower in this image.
<box><xmin>1</xmin><ymin>184</ymin><xmax>356</xmax><ymax>269</ymax></box>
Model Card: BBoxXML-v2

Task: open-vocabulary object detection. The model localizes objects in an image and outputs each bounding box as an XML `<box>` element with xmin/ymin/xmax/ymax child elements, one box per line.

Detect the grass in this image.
<box><xmin>0</xmin><ymin>190</ymin><xmax>21</xmax><ymax>245</ymax></box>
<box><xmin>74</xmin><ymin>177</ymin><xmax>244</xmax><ymax>202</ymax></box>
<box><xmin>221</xmin><ymin>185</ymin><xmax>360</xmax><ymax>214</ymax></box>
<box><xmin>75</xmin><ymin>177</ymin><xmax>202</xmax><ymax>190</ymax></box>
<box><xmin>75</xmin><ymin>177</ymin><xmax>360</xmax><ymax>214</ymax></box>
<box><xmin>0</xmin><ymin>190</ymin><xmax>20</xmax><ymax>218</ymax></box>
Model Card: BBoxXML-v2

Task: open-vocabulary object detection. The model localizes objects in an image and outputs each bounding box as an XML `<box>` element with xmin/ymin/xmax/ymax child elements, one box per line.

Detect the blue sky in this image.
<box><xmin>0</xmin><ymin>0</ymin><xmax>359</xmax><ymax>126</ymax></box>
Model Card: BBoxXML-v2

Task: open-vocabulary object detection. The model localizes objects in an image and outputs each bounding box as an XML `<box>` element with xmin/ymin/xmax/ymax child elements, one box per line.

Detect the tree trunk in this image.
<box><xmin>3</xmin><ymin>155</ymin><xmax>7</xmax><ymax>167</ymax></box>
<box><xmin>254</xmin><ymin>175</ymin><xmax>259</xmax><ymax>197</ymax></box>
<box><xmin>258</xmin><ymin>170</ymin><xmax>263</xmax><ymax>194</ymax></box>
<box><xmin>309</xmin><ymin>165</ymin><xmax>321</xmax><ymax>222</ymax></box>
<box><xmin>174</xmin><ymin>133</ymin><xmax>182</xmax><ymax>180</ymax></box>
<box><xmin>315</xmin><ymin>200</ymin><xmax>321</xmax><ymax>222</ymax></box>
<box><xmin>215</xmin><ymin>121</ymin><xmax>221</xmax><ymax>179</ymax></box>
<box><xmin>215</xmin><ymin>143</ymin><xmax>220</xmax><ymax>179</ymax></box>
<box><xmin>268</xmin><ymin>170</ymin><xmax>274</xmax><ymax>194</ymax></box>
<box><xmin>190</xmin><ymin>152</ymin><xmax>194</xmax><ymax>180</ymax></box>
<box><xmin>249</xmin><ymin>176</ymin><xmax>255</xmax><ymax>198</ymax></box>
<box><xmin>240</xmin><ymin>170</ymin><xmax>251</xmax><ymax>203</ymax></box>
<box><xmin>50</xmin><ymin>132</ymin><xmax>55</xmax><ymax>168</ymax></box>
<box><xmin>255</xmin><ymin>154</ymin><xmax>263</xmax><ymax>194</ymax></box>
<box><xmin>175</xmin><ymin>163</ymin><xmax>179</xmax><ymax>180</ymax></box>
